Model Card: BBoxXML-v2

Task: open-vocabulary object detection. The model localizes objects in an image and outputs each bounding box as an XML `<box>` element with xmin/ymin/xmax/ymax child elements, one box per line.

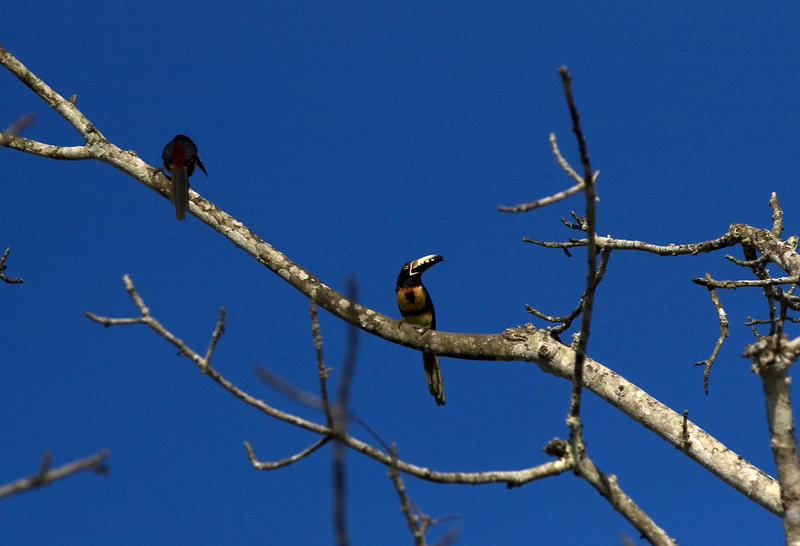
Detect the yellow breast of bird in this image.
<box><xmin>396</xmin><ymin>286</ymin><xmax>427</xmax><ymax>311</ymax></box>
<box><xmin>396</xmin><ymin>286</ymin><xmax>432</xmax><ymax>326</ymax></box>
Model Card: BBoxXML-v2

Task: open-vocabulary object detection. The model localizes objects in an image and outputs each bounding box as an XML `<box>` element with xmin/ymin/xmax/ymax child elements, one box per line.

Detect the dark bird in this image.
<box><xmin>396</xmin><ymin>254</ymin><xmax>445</xmax><ymax>406</ymax></box>
<box><xmin>161</xmin><ymin>134</ymin><xmax>207</xmax><ymax>220</ymax></box>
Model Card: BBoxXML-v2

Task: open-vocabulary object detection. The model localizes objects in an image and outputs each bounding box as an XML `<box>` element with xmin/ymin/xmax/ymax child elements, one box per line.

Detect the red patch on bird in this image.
<box><xmin>172</xmin><ymin>140</ymin><xmax>186</xmax><ymax>168</ymax></box>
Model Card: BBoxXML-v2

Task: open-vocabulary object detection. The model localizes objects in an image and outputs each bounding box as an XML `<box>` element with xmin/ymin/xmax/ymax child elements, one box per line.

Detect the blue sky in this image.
<box><xmin>2</xmin><ymin>2</ymin><xmax>799</xmax><ymax>544</ymax></box>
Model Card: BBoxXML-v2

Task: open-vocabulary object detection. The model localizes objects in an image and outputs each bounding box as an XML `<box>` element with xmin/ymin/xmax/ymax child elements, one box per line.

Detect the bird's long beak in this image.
<box><xmin>408</xmin><ymin>254</ymin><xmax>444</xmax><ymax>275</ymax></box>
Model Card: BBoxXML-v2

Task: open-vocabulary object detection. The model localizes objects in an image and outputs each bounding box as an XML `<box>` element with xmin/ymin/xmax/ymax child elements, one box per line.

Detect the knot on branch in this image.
<box><xmin>744</xmin><ymin>334</ymin><xmax>800</xmax><ymax>375</ymax></box>
<box><xmin>543</xmin><ymin>438</ymin><xmax>568</xmax><ymax>457</ymax></box>
<box><xmin>538</xmin><ymin>341</ymin><xmax>557</xmax><ymax>361</ymax></box>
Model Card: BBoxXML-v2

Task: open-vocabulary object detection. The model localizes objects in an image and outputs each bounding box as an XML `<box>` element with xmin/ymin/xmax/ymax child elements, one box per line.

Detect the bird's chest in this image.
<box><xmin>396</xmin><ymin>285</ymin><xmax>429</xmax><ymax>312</ymax></box>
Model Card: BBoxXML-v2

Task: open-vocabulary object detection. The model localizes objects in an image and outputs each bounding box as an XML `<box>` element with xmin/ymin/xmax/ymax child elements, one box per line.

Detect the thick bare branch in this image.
<box><xmin>0</xmin><ymin>134</ymin><xmax>92</xmax><ymax>159</ymax></box>
<box><xmin>745</xmin><ymin>335</ymin><xmax>800</xmax><ymax>540</ymax></box>
<box><xmin>0</xmin><ymin>44</ymin><xmax>102</xmax><ymax>139</ymax></box>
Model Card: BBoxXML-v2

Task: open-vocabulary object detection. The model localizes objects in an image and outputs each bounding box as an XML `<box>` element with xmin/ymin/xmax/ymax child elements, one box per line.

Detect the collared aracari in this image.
<box><xmin>161</xmin><ymin>134</ymin><xmax>207</xmax><ymax>220</ymax></box>
<box><xmin>396</xmin><ymin>254</ymin><xmax>445</xmax><ymax>406</ymax></box>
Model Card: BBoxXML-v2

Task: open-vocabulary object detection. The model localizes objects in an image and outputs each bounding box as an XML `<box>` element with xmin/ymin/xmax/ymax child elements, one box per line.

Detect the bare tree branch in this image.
<box><xmin>544</xmin><ymin>439</ymin><xmax>674</xmax><ymax>543</ymax></box>
<box><xmin>523</xmin><ymin>231</ymin><xmax>737</xmax><ymax>255</ymax></box>
<box><xmin>332</xmin><ymin>277</ymin><xmax>360</xmax><ymax>546</ymax></box>
<box><xmin>85</xmin><ymin>274</ymin><xmax>782</xmax><ymax>513</ymax></box>
<box><xmin>576</xmin><ymin>452</ymin><xmax>675</xmax><ymax>544</ymax></box>
<box><xmin>0</xmin><ymin>248</ymin><xmax>24</xmax><ymax>284</ymax></box>
<box><xmin>770</xmin><ymin>192</ymin><xmax>784</xmax><ymax>238</ymax></box>
<box><xmin>498</xmin><ymin>133</ymin><xmax>599</xmax><ymax>212</ymax></box>
<box><xmin>557</xmin><ymin>65</ymin><xmax>596</xmax><ymax>460</ymax></box>
<box><xmin>681</xmin><ymin>410</ymin><xmax>691</xmax><ymax>452</ymax></box>
<box><xmin>204</xmin><ymin>308</ymin><xmax>226</xmax><ymax>365</ymax></box>
<box><xmin>4</xmin><ymin>41</ymin><xmax>789</xmax><ymax>533</ymax></box>
<box><xmin>0</xmin><ymin>134</ymin><xmax>92</xmax><ymax>159</ymax></box>
<box><xmin>85</xmin><ymin>275</ymin><xmax>579</xmax><ymax>488</ymax></box>
<box><xmin>388</xmin><ymin>445</ymin><xmax>461</xmax><ymax>546</ymax></box>
<box><xmin>0</xmin><ymin>45</ymin><xmax>102</xmax><ymax>138</ymax></box>
<box><xmin>526</xmin><ymin>249</ymin><xmax>611</xmax><ymax>337</ymax></box>
<box><xmin>694</xmin><ymin>275</ymin><xmax>729</xmax><ymax>394</ymax></box>
<box><xmin>389</xmin><ymin>445</ymin><xmax>428</xmax><ymax>546</ymax></box>
<box><xmin>745</xmin><ymin>335</ymin><xmax>800</xmax><ymax>541</ymax></box>
<box><xmin>243</xmin><ymin>439</ymin><xmax>330</xmax><ymax>470</ymax></box>
<box><xmin>310</xmin><ymin>302</ymin><xmax>334</xmax><ymax>426</ymax></box>
<box><xmin>0</xmin><ymin>449</ymin><xmax>110</xmax><ymax>499</ymax></box>
<box><xmin>693</xmin><ymin>276</ymin><xmax>800</xmax><ymax>289</ymax></box>
<box><xmin>548</xmin><ymin>68</ymin><xmax>677</xmax><ymax>542</ymax></box>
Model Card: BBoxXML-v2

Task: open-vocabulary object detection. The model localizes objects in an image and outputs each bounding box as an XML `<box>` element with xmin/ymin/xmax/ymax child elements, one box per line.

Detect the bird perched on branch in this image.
<box><xmin>396</xmin><ymin>254</ymin><xmax>446</xmax><ymax>406</ymax></box>
<box><xmin>161</xmin><ymin>134</ymin><xmax>207</xmax><ymax>220</ymax></box>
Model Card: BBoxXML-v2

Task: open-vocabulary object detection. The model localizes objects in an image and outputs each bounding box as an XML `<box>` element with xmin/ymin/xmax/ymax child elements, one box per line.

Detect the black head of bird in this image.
<box><xmin>161</xmin><ymin>134</ymin><xmax>207</xmax><ymax>220</ymax></box>
<box><xmin>395</xmin><ymin>254</ymin><xmax>446</xmax><ymax>406</ymax></box>
<box><xmin>396</xmin><ymin>254</ymin><xmax>444</xmax><ymax>288</ymax></box>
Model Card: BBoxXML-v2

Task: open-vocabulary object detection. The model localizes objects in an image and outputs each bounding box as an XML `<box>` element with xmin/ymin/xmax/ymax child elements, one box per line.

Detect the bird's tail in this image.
<box><xmin>423</xmin><ymin>352</ymin><xmax>445</xmax><ymax>406</ymax></box>
<box><xmin>171</xmin><ymin>167</ymin><xmax>189</xmax><ymax>220</ymax></box>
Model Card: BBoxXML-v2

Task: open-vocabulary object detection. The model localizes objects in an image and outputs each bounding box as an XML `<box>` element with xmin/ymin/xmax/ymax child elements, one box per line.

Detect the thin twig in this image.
<box><xmin>561</xmin><ymin>210</ymin><xmax>588</xmax><ymax>231</ymax></box>
<box><xmin>558</xmin><ymin>66</ymin><xmax>597</xmax><ymax>461</ymax></box>
<box><xmin>333</xmin><ymin>276</ymin><xmax>360</xmax><ymax>546</ymax></box>
<box><xmin>498</xmin><ymin>133</ymin><xmax>599</xmax><ymax>212</ymax></box>
<box><xmin>0</xmin><ymin>248</ymin><xmax>24</xmax><ymax>284</ymax></box>
<box><xmin>310</xmin><ymin>301</ymin><xmax>334</xmax><ymax>426</ymax></box>
<box><xmin>770</xmin><ymin>192</ymin><xmax>783</xmax><ymax>238</ymax></box>
<box><xmin>543</xmin><ymin>439</ymin><xmax>674</xmax><ymax>542</ymax></box>
<box><xmin>0</xmin><ymin>449</ymin><xmax>110</xmax><ymax>499</ymax></box>
<box><xmin>681</xmin><ymin>410</ymin><xmax>691</xmax><ymax>452</ymax></box>
<box><xmin>526</xmin><ymin>249</ymin><xmax>611</xmax><ymax>336</ymax></box>
<box><xmin>694</xmin><ymin>275</ymin><xmax>729</xmax><ymax>394</ymax></box>
<box><xmin>336</xmin><ymin>276</ymin><xmax>360</xmax><ymax>413</ymax></box>
<box><xmin>203</xmin><ymin>308</ymin><xmax>226</xmax><ymax>366</ymax></box>
<box><xmin>746</xmin><ymin>316</ymin><xmax>800</xmax><ymax>326</ymax></box>
<box><xmin>244</xmin><ymin>439</ymin><xmax>330</xmax><ymax>470</ymax></box>
<box><xmin>742</xmin><ymin>244</ymin><xmax>779</xmax><ymax>334</ymax></box>
<box><xmin>726</xmin><ymin>253</ymin><xmax>769</xmax><ymax>267</ymax></box>
<box><xmin>389</xmin><ymin>445</ymin><xmax>427</xmax><ymax>546</ymax></box>
<box><xmin>575</xmin><ymin>452</ymin><xmax>676</xmax><ymax>545</ymax></box>
<box><xmin>388</xmin><ymin>445</ymin><xmax>461</xmax><ymax>545</ymax></box>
